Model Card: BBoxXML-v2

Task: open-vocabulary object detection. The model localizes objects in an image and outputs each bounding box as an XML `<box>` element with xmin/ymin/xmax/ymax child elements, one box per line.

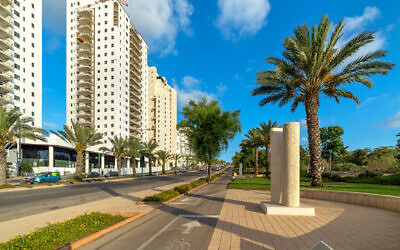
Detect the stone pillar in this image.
<box><xmin>48</xmin><ymin>146</ymin><xmax>54</xmax><ymax>172</ymax></box>
<box><xmin>282</xmin><ymin>122</ymin><xmax>300</xmax><ymax>207</ymax></box>
<box><xmin>239</xmin><ymin>163</ymin><xmax>243</xmax><ymax>177</ymax></box>
<box><xmin>85</xmin><ymin>153</ymin><xmax>90</xmax><ymax>174</ymax></box>
<box><xmin>271</xmin><ymin>128</ymin><xmax>283</xmax><ymax>205</ymax></box>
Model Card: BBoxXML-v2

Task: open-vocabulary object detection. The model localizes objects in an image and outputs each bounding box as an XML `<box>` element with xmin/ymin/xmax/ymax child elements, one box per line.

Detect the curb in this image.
<box><xmin>56</xmin><ymin>213</ymin><xmax>145</xmax><ymax>250</ymax></box>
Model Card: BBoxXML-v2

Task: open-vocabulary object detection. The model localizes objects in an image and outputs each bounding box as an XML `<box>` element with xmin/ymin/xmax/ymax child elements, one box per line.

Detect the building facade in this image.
<box><xmin>66</xmin><ymin>0</ymin><xmax>148</xmax><ymax>146</ymax></box>
<box><xmin>176</xmin><ymin>129</ymin><xmax>192</xmax><ymax>166</ymax></box>
<box><xmin>147</xmin><ymin>66</ymin><xmax>177</xmax><ymax>155</ymax></box>
<box><xmin>0</xmin><ymin>0</ymin><xmax>42</xmax><ymax>127</ymax></box>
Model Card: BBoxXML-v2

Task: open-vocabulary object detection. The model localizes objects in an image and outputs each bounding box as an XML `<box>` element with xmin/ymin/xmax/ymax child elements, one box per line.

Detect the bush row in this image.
<box><xmin>0</xmin><ymin>212</ymin><xmax>125</xmax><ymax>250</ymax></box>
<box><xmin>143</xmin><ymin>171</ymin><xmax>226</xmax><ymax>202</ymax></box>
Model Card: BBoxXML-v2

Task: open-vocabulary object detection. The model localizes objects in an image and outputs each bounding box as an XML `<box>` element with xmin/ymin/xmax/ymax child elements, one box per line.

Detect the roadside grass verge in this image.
<box><xmin>142</xmin><ymin>171</ymin><xmax>226</xmax><ymax>202</ymax></box>
<box><xmin>0</xmin><ymin>184</ymin><xmax>15</xmax><ymax>189</ymax></box>
<box><xmin>229</xmin><ymin>177</ymin><xmax>400</xmax><ymax>197</ymax></box>
<box><xmin>0</xmin><ymin>212</ymin><xmax>125</xmax><ymax>250</ymax></box>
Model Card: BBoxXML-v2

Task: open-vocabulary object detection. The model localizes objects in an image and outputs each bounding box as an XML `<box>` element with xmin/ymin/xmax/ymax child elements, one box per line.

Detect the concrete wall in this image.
<box><xmin>300</xmin><ymin>189</ymin><xmax>400</xmax><ymax>212</ymax></box>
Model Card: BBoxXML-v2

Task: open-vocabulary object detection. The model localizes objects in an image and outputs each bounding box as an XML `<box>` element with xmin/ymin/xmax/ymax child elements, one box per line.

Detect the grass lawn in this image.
<box><xmin>230</xmin><ymin>177</ymin><xmax>400</xmax><ymax>197</ymax></box>
<box><xmin>0</xmin><ymin>212</ymin><xmax>125</xmax><ymax>250</ymax></box>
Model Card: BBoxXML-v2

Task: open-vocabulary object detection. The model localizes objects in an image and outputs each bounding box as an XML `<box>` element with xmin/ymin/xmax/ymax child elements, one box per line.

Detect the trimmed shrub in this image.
<box><xmin>143</xmin><ymin>189</ymin><xmax>181</xmax><ymax>202</ymax></box>
<box><xmin>174</xmin><ymin>184</ymin><xmax>191</xmax><ymax>194</ymax></box>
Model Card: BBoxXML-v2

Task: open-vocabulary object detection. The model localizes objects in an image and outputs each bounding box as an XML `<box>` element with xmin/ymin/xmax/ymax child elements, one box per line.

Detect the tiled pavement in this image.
<box><xmin>208</xmin><ymin>189</ymin><xmax>400</xmax><ymax>250</ymax></box>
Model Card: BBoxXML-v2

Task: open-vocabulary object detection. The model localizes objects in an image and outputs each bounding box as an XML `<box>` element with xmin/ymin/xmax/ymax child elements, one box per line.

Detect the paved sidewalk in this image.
<box><xmin>0</xmin><ymin>177</ymin><xmax>200</xmax><ymax>243</ymax></box>
<box><xmin>208</xmin><ymin>189</ymin><xmax>400</xmax><ymax>250</ymax></box>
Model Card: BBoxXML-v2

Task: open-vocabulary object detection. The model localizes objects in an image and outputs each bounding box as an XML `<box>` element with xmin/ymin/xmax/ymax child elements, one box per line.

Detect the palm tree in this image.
<box><xmin>52</xmin><ymin>121</ymin><xmax>103</xmax><ymax>176</ymax></box>
<box><xmin>252</xmin><ymin>15</ymin><xmax>394</xmax><ymax>186</ymax></box>
<box><xmin>141</xmin><ymin>140</ymin><xmax>158</xmax><ymax>176</ymax></box>
<box><xmin>0</xmin><ymin>107</ymin><xmax>48</xmax><ymax>185</ymax></box>
<box><xmin>171</xmin><ymin>153</ymin><xmax>182</xmax><ymax>174</ymax></box>
<box><xmin>125</xmin><ymin>138</ymin><xmax>143</xmax><ymax>176</ymax></box>
<box><xmin>240</xmin><ymin>128</ymin><xmax>263</xmax><ymax>175</ymax></box>
<box><xmin>100</xmin><ymin>136</ymin><xmax>126</xmax><ymax>177</ymax></box>
<box><xmin>156</xmin><ymin>150</ymin><xmax>171</xmax><ymax>175</ymax></box>
<box><xmin>258</xmin><ymin>120</ymin><xmax>278</xmax><ymax>176</ymax></box>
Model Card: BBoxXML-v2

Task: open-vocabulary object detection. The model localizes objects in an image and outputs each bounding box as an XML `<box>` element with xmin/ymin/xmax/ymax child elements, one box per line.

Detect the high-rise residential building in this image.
<box><xmin>147</xmin><ymin>66</ymin><xmax>177</xmax><ymax>154</ymax></box>
<box><xmin>66</xmin><ymin>0</ymin><xmax>148</xmax><ymax>145</ymax></box>
<box><xmin>176</xmin><ymin>129</ymin><xmax>192</xmax><ymax>166</ymax></box>
<box><xmin>0</xmin><ymin>0</ymin><xmax>42</xmax><ymax>128</ymax></box>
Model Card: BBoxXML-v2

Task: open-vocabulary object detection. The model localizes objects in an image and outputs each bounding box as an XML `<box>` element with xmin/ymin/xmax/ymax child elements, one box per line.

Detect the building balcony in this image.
<box><xmin>0</xmin><ymin>15</ymin><xmax>12</xmax><ymax>28</ymax></box>
<box><xmin>77</xmin><ymin>57</ymin><xmax>92</xmax><ymax>65</ymax></box>
<box><xmin>0</xmin><ymin>38</ymin><xmax>11</xmax><ymax>50</ymax></box>
<box><xmin>77</xmin><ymin>64</ymin><xmax>91</xmax><ymax>72</ymax></box>
<box><xmin>0</xmin><ymin>26</ymin><xmax>12</xmax><ymax>39</ymax></box>
<box><xmin>77</xmin><ymin>72</ymin><xmax>92</xmax><ymax>81</ymax></box>
<box><xmin>0</xmin><ymin>71</ymin><xmax>11</xmax><ymax>82</ymax></box>
<box><xmin>76</xmin><ymin>111</ymin><xmax>92</xmax><ymax>119</ymax></box>
<box><xmin>78</xmin><ymin>42</ymin><xmax>93</xmax><ymax>50</ymax></box>
<box><xmin>77</xmin><ymin>118</ymin><xmax>92</xmax><ymax>126</ymax></box>
<box><xmin>77</xmin><ymin>48</ymin><xmax>92</xmax><ymax>58</ymax></box>
<box><xmin>76</xmin><ymin>103</ymin><xmax>92</xmax><ymax>111</ymax></box>
<box><xmin>77</xmin><ymin>81</ymin><xmax>92</xmax><ymax>88</ymax></box>
<box><xmin>0</xmin><ymin>94</ymin><xmax>11</xmax><ymax>105</ymax></box>
<box><xmin>130</xmin><ymin>87</ymin><xmax>141</xmax><ymax>96</ymax></box>
<box><xmin>77</xmin><ymin>95</ymin><xmax>92</xmax><ymax>103</ymax></box>
<box><xmin>0</xmin><ymin>48</ymin><xmax>12</xmax><ymax>60</ymax></box>
<box><xmin>0</xmin><ymin>3</ymin><xmax>12</xmax><ymax>17</ymax></box>
<box><xmin>77</xmin><ymin>33</ymin><xmax>92</xmax><ymax>43</ymax></box>
<box><xmin>77</xmin><ymin>24</ymin><xmax>93</xmax><ymax>34</ymax></box>
<box><xmin>77</xmin><ymin>88</ymin><xmax>92</xmax><ymax>95</ymax></box>
<box><xmin>0</xmin><ymin>82</ymin><xmax>11</xmax><ymax>94</ymax></box>
<box><xmin>0</xmin><ymin>60</ymin><xmax>12</xmax><ymax>71</ymax></box>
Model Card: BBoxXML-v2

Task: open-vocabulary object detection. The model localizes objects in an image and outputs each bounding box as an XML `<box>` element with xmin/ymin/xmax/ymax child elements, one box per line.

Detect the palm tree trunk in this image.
<box><xmin>76</xmin><ymin>151</ymin><xmax>84</xmax><ymax>175</ymax></box>
<box><xmin>174</xmin><ymin>160</ymin><xmax>177</xmax><ymax>175</ymax></box>
<box><xmin>255</xmin><ymin>147</ymin><xmax>259</xmax><ymax>175</ymax></box>
<box><xmin>162</xmin><ymin>161</ymin><xmax>165</xmax><ymax>175</ymax></box>
<box><xmin>265</xmin><ymin>145</ymin><xmax>270</xmax><ymax>177</ymax></box>
<box><xmin>149</xmin><ymin>157</ymin><xmax>152</xmax><ymax>176</ymax></box>
<box><xmin>207</xmin><ymin>163</ymin><xmax>212</xmax><ymax>179</ymax></box>
<box><xmin>117</xmin><ymin>157</ymin><xmax>122</xmax><ymax>176</ymax></box>
<box><xmin>131</xmin><ymin>158</ymin><xmax>136</xmax><ymax>177</ymax></box>
<box><xmin>0</xmin><ymin>147</ymin><xmax>7</xmax><ymax>185</ymax></box>
<box><xmin>305</xmin><ymin>96</ymin><xmax>323</xmax><ymax>187</ymax></box>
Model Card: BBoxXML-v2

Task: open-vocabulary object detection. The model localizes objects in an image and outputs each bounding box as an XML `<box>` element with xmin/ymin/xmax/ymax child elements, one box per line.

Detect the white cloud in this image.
<box><xmin>376</xmin><ymin>111</ymin><xmax>400</xmax><ymax>128</ymax></box>
<box><xmin>343</xmin><ymin>7</ymin><xmax>380</xmax><ymax>34</ymax></box>
<box><xmin>43</xmin><ymin>122</ymin><xmax>58</xmax><ymax>129</ymax></box>
<box><xmin>181</xmin><ymin>76</ymin><xmax>200</xmax><ymax>88</ymax></box>
<box><xmin>43</xmin><ymin>0</ymin><xmax>66</xmax><ymax>35</ymax></box>
<box><xmin>216</xmin><ymin>0</ymin><xmax>270</xmax><ymax>39</ymax></box>
<box><xmin>300</xmin><ymin>119</ymin><xmax>307</xmax><ymax>130</ymax></box>
<box><xmin>357</xmin><ymin>94</ymin><xmax>387</xmax><ymax>109</ymax></box>
<box><xmin>175</xmin><ymin>87</ymin><xmax>216</xmax><ymax>108</ymax></box>
<box><xmin>126</xmin><ymin>0</ymin><xmax>194</xmax><ymax>56</ymax></box>
<box><xmin>217</xmin><ymin>83</ymin><xmax>227</xmax><ymax>96</ymax></box>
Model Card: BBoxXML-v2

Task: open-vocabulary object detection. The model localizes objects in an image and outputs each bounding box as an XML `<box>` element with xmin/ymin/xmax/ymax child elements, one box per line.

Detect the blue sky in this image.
<box><xmin>42</xmin><ymin>0</ymin><xmax>400</xmax><ymax>161</ymax></box>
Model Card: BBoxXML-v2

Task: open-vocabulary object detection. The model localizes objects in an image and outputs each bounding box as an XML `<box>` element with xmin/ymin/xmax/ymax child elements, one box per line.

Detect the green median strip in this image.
<box><xmin>0</xmin><ymin>184</ymin><xmax>16</xmax><ymax>189</ymax></box>
<box><xmin>229</xmin><ymin>177</ymin><xmax>400</xmax><ymax>197</ymax></box>
<box><xmin>0</xmin><ymin>212</ymin><xmax>126</xmax><ymax>250</ymax></box>
<box><xmin>143</xmin><ymin>172</ymin><xmax>226</xmax><ymax>202</ymax></box>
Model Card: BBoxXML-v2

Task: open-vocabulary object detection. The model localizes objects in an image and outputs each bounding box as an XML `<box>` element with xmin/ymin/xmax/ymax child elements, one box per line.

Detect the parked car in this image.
<box><xmin>86</xmin><ymin>172</ymin><xmax>100</xmax><ymax>178</ymax></box>
<box><xmin>105</xmin><ymin>171</ymin><xmax>119</xmax><ymax>177</ymax></box>
<box><xmin>25</xmin><ymin>172</ymin><xmax>61</xmax><ymax>184</ymax></box>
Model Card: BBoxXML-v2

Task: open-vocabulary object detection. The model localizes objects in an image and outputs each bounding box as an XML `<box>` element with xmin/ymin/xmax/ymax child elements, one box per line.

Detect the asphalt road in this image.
<box><xmin>81</xmin><ymin>169</ymin><xmax>231</xmax><ymax>250</ymax></box>
<box><xmin>0</xmin><ymin>171</ymin><xmax>206</xmax><ymax>223</ymax></box>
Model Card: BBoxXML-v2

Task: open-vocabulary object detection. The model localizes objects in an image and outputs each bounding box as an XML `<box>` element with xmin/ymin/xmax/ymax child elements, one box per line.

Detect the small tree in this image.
<box><xmin>258</xmin><ymin>120</ymin><xmax>278</xmax><ymax>176</ymax></box>
<box><xmin>100</xmin><ymin>136</ymin><xmax>127</xmax><ymax>177</ymax></box>
<box><xmin>172</xmin><ymin>153</ymin><xmax>182</xmax><ymax>174</ymax></box>
<box><xmin>178</xmin><ymin>98</ymin><xmax>241</xmax><ymax>179</ymax></box>
<box><xmin>125</xmin><ymin>138</ymin><xmax>143</xmax><ymax>176</ymax></box>
<box><xmin>52</xmin><ymin>121</ymin><xmax>103</xmax><ymax>176</ymax></box>
<box><xmin>20</xmin><ymin>163</ymin><xmax>33</xmax><ymax>176</ymax></box>
<box><xmin>320</xmin><ymin>126</ymin><xmax>347</xmax><ymax>162</ymax></box>
<box><xmin>156</xmin><ymin>150</ymin><xmax>171</xmax><ymax>175</ymax></box>
<box><xmin>141</xmin><ymin>140</ymin><xmax>158</xmax><ymax>176</ymax></box>
<box><xmin>240</xmin><ymin>128</ymin><xmax>263</xmax><ymax>175</ymax></box>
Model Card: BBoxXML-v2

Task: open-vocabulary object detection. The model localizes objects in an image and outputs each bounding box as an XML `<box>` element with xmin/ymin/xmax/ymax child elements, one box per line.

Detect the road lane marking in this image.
<box><xmin>179</xmin><ymin>215</ymin><xmax>219</xmax><ymax>218</ymax></box>
<box><xmin>181</xmin><ymin>220</ymin><xmax>201</xmax><ymax>234</ymax></box>
<box><xmin>136</xmin><ymin>216</ymin><xmax>179</xmax><ymax>250</ymax></box>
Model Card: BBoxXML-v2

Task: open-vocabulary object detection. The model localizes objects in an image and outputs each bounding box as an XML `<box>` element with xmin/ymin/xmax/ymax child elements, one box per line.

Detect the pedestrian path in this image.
<box><xmin>208</xmin><ymin>189</ymin><xmax>400</xmax><ymax>250</ymax></box>
<box><xmin>0</xmin><ymin>177</ymin><xmax>200</xmax><ymax>243</ymax></box>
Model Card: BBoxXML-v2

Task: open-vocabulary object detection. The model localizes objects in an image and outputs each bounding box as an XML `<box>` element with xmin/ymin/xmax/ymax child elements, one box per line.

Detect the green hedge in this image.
<box><xmin>142</xmin><ymin>171</ymin><xmax>226</xmax><ymax>202</ymax></box>
<box><xmin>0</xmin><ymin>212</ymin><xmax>125</xmax><ymax>250</ymax></box>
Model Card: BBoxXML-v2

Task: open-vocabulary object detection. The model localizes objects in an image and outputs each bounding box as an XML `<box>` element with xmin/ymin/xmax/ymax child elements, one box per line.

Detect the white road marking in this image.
<box><xmin>179</xmin><ymin>215</ymin><xmax>219</xmax><ymax>218</ymax></box>
<box><xmin>181</xmin><ymin>220</ymin><xmax>201</xmax><ymax>234</ymax></box>
<box><xmin>137</xmin><ymin>216</ymin><xmax>180</xmax><ymax>250</ymax></box>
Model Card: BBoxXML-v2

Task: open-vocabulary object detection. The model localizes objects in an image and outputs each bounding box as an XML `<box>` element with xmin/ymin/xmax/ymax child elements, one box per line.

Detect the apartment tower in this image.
<box><xmin>0</xmin><ymin>0</ymin><xmax>42</xmax><ymax>127</ymax></box>
<box><xmin>147</xmin><ymin>66</ymin><xmax>177</xmax><ymax>154</ymax></box>
<box><xmin>66</xmin><ymin>0</ymin><xmax>148</xmax><ymax>145</ymax></box>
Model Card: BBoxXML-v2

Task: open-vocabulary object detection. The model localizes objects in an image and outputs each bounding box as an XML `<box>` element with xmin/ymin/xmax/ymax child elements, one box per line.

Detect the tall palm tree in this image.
<box><xmin>125</xmin><ymin>138</ymin><xmax>143</xmax><ymax>176</ymax></box>
<box><xmin>240</xmin><ymin>128</ymin><xmax>263</xmax><ymax>175</ymax></box>
<box><xmin>52</xmin><ymin>121</ymin><xmax>103</xmax><ymax>176</ymax></box>
<box><xmin>0</xmin><ymin>107</ymin><xmax>48</xmax><ymax>185</ymax></box>
<box><xmin>100</xmin><ymin>136</ymin><xmax>126</xmax><ymax>177</ymax></box>
<box><xmin>141</xmin><ymin>140</ymin><xmax>158</xmax><ymax>176</ymax></box>
<box><xmin>258</xmin><ymin>120</ymin><xmax>279</xmax><ymax>176</ymax></box>
<box><xmin>156</xmin><ymin>150</ymin><xmax>171</xmax><ymax>175</ymax></box>
<box><xmin>252</xmin><ymin>15</ymin><xmax>394</xmax><ymax>186</ymax></box>
<box><xmin>171</xmin><ymin>153</ymin><xmax>182</xmax><ymax>174</ymax></box>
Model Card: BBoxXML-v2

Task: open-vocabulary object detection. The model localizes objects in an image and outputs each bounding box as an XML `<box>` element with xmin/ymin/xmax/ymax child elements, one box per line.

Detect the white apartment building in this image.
<box><xmin>148</xmin><ymin>66</ymin><xmax>177</xmax><ymax>155</ymax></box>
<box><xmin>176</xmin><ymin>129</ymin><xmax>192</xmax><ymax>166</ymax></box>
<box><xmin>0</xmin><ymin>0</ymin><xmax>42</xmax><ymax>128</ymax></box>
<box><xmin>66</xmin><ymin>0</ymin><xmax>148</xmax><ymax>146</ymax></box>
